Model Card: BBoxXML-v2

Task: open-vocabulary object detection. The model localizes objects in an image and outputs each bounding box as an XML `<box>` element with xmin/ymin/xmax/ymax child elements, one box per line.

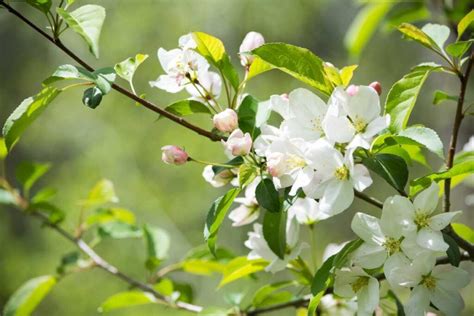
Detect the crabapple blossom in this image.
<box><xmin>178</xmin><ymin>33</ymin><xmax>197</xmax><ymax>50</ymax></box>
<box><xmin>288</xmin><ymin>197</ymin><xmax>329</xmax><ymax>224</ymax></box>
<box><xmin>161</xmin><ymin>145</ymin><xmax>188</xmax><ymax>165</ymax></box>
<box><xmin>245</xmin><ymin>218</ymin><xmax>304</xmax><ymax>272</ymax></box>
<box><xmin>334</xmin><ymin>266</ymin><xmax>380</xmax><ymax>316</ymax></box>
<box><xmin>369</xmin><ymin>81</ymin><xmax>382</xmax><ymax>95</ymax></box>
<box><xmin>213</xmin><ymin>109</ymin><xmax>238</xmax><ymax>132</ymax></box>
<box><xmin>202</xmin><ymin>165</ymin><xmax>237</xmax><ymax>187</ymax></box>
<box><xmin>185</xmin><ymin>71</ymin><xmax>222</xmax><ymax>105</ymax></box>
<box><xmin>319</xmin><ymin>294</ymin><xmax>358</xmax><ymax>316</ymax></box>
<box><xmin>228</xmin><ymin>179</ymin><xmax>260</xmax><ymax>226</ymax></box>
<box><xmin>322</xmin><ymin>241</ymin><xmax>349</xmax><ymax>262</ymax></box>
<box><xmin>222</xmin><ymin>129</ymin><xmax>252</xmax><ymax>156</ymax></box>
<box><xmin>239</xmin><ymin>31</ymin><xmax>265</xmax><ymax>66</ymax></box>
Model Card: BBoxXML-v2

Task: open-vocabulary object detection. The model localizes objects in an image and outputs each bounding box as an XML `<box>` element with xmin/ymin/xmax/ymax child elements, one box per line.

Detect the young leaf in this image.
<box><xmin>238</xmin><ymin>95</ymin><xmax>260</xmax><ymax>139</ymax></box>
<box><xmin>344</xmin><ymin>1</ymin><xmax>394</xmax><ymax>56</ymax></box>
<box><xmin>0</xmin><ymin>138</ymin><xmax>7</xmax><ymax>160</ymax></box>
<box><xmin>263</xmin><ymin>210</ymin><xmax>287</xmax><ymax>259</ymax></box>
<box><xmin>433</xmin><ymin>90</ymin><xmax>458</xmax><ymax>105</ymax></box>
<box><xmin>82</xmin><ymin>179</ymin><xmax>118</xmax><ymax>207</ymax></box>
<box><xmin>252</xmin><ymin>281</ymin><xmax>296</xmax><ymax>308</ymax></box>
<box><xmin>457</xmin><ymin>10</ymin><xmax>474</xmax><ymax>40</ymax></box>
<box><xmin>398</xmin><ymin>126</ymin><xmax>444</xmax><ymax>159</ymax></box>
<box><xmin>452</xmin><ymin>223</ymin><xmax>474</xmax><ymax>243</ymax></box>
<box><xmin>43</xmin><ymin>64</ymin><xmax>93</xmax><ymax>85</ymax></box>
<box><xmin>86</xmin><ymin>207</ymin><xmax>136</xmax><ymax>227</ymax></box>
<box><xmin>340</xmin><ymin>65</ymin><xmax>358</xmax><ymax>87</ymax></box>
<box><xmin>16</xmin><ymin>162</ymin><xmax>51</xmax><ymax>196</ymax></box>
<box><xmin>211</xmin><ymin>156</ymin><xmax>244</xmax><ymax>175</ymax></box>
<box><xmin>385</xmin><ymin>63</ymin><xmax>441</xmax><ymax>132</ymax></box>
<box><xmin>181</xmin><ymin>259</ymin><xmax>226</xmax><ymax>275</ymax></box>
<box><xmin>255</xmin><ymin>178</ymin><xmax>280</xmax><ymax>213</ymax></box>
<box><xmin>57</xmin><ymin>5</ymin><xmax>106</xmax><ymax>58</ymax></box>
<box><xmin>3</xmin><ymin>87</ymin><xmax>61</xmax><ymax>151</ymax></box>
<box><xmin>114</xmin><ymin>54</ymin><xmax>149</xmax><ymax>83</ymax></box>
<box><xmin>363</xmin><ymin>153</ymin><xmax>408</xmax><ymax>193</ymax></box>
<box><xmin>98</xmin><ymin>222</ymin><xmax>142</xmax><ymax>239</ymax></box>
<box><xmin>163</xmin><ymin>100</ymin><xmax>211</xmax><ymax>117</ymax></box>
<box><xmin>30</xmin><ymin>202</ymin><xmax>65</xmax><ymax>224</ymax></box>
<box><xmin>26</xmin><ymin>0</ymin><xmax>52</xmax><ymax>14</ymax></box>
<box><xmin>204</xmin><ymin>188</ymin><xmax>241</xmax><ymax>254</ymax></box>
<box><xmin>218</xmin><ymin>256</ymin><xmax>267</xmax><ymax>287</ymax></box>
<box><xmin>3</xmin><ymin>275</ymin><xmax>57</xmax><ymax>316</ymax></box>
<box><xmin>98</xmin><ymin>291</ymin><xmax>157</xmax><ymax>312</ymax></box>
<box><xmin>421</xmin><ymin>24</ymin><xmax>450</xmax><ymax>50</ymax></box>
<box><xmin>251</xmin><ymin>43</ymin><xmax>332</xmax><ymax>95</ymax></box>
<box><xmin>247</xmin><ymin>57</ymin><xmax>272</xmax><ymax>81</ymax></box>
<box><xmin>143</xmin><ymin>225</ymin><xmax>170</xmax><ymax>271</ymax></box>
<box><xmin>442</xmin><ymin>233</ymin><xmax>461</xmax><ymax>267</ymax></box>
<box><xmin>308</xmin><ymin>255</ymin><xmax>335</xmax><ymax>314</ymax></box>
<box><xmin>397</xmin><ymin>23</ymin><xmax>437</xmax><ymax>51</ymax></box>
<box><xmin>82</xmin><ymin>86</ymin><xmax>103</xmax><ymax>109</ymax></box>
<box><xmin>446</xmin><ymin>40</ymin><xmax>473</xmax><ymax>58</ymax></box>
<box><xmin>238</xmin><ymin>164</ymin><xmax>257</xmax><ymax>187</ymax></box>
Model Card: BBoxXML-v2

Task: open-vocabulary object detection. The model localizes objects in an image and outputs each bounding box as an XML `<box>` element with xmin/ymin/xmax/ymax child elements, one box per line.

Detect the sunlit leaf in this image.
<box><xmin>363</xmin><ymin>153</ymin><xmax>408</xmax><ymax>192</ymax></box>
<box><xmin>143</xmin><ymin>225</ymin><xmax>170</xmax><ymax>271</ymax></box>
<box><xmin>82</xmin><ymin>179</ymin><xmax>118</xmax><ymax>207</ymax></box>
<box><xmin>398</xmin><ymin>126</ymin><xmax>444</xmax><ymax>159</ymax></box>
<box><xmin>98</xmin><ymin>291</ymin><xmax>157</xmax><ymax>312</ymax></box>
<box><xmin>26</xmin><ymin>0</ymin><xmax>52</xmax><ymax>13</ymax></box>
<box><xmin>457</xmin><ymin>9</ymin><xmax>474</xmax><ymax>39</ymax></box>
<box><xmin>255</xmin><ymin>178</ymin><xmax>280</xmax><ymax>213</ymax></box>
<box><xmin>114</xmin><ymin>54</ymin><xmax>149</xmax><ymax>83</ymax></box>
<box><xmin>163</xmin><ymin>100</ymin><xmax>211</xmax><ymax>117</ymax></box>
<box><xmin>86</xmin><ymin>207</ymin><xmax>135</xmax><ymax>226</ymax></box>
<box><xmin>452</xmin><ymin>223</ymin><xmax>474</xmax><ymax>243</ymax></box>
<box><xmin>252</xmin><ymin>281</ymin><xmax>296</xmax><ymax>308</ymax></box>
<box><xmin>16</xmin><ymin>162</ymin><xmax>51</xmax><ymax>196</ymax></box>
<box><xmin>218</xmin><ymin>256</ymin><xmax>267</xmax><ymax>287</ymax></box>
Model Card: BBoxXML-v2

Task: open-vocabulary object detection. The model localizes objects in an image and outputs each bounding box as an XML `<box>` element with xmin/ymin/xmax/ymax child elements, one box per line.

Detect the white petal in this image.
<box><xmin>351</xmin><ymin>242</ymin><xmax>387</xmax><ymax>269</ymax></box>
<box><xmin>431</xmin><ymin>286</ymin><xmax>465</xmax><ymax>316</ymax></box>
<box><xmin>351</xmin><ymin>212</ymin><xmax>385</xmax><ymax>244</ymax></box>
<box><xmin>289</xmin><ymin>167</ymin><xmax>314</xmax><ymax>195</ymax></box>
<box><xmin>289</xmin><ymin>88</ymin><xmax>327</xmax><ymax>120</ymax></box>
<box><xmin>428</xmin><ymin>211</ymin><xmax>462</xmax><ymax>231</ymax></box>
<box><xmin>149</xmin><ymin>75</ymin><xmax>185</xmax><ymax>93</ymax></box>
<box><xmin>380</xmin><ymin>196</ymin><xmax>416</xmax><ymax>237</ymax></box>
<box><xmin>281</xmin><ymin>118</ymin><xmax>320</xmax><ymax>141</ymax></box>
<box><xmin>306</xmin><ymin>139</ymin><xmax>343</xmax><ymax>177</ymax></box>
<box><xmin>347</xmin><ymin>134</ymin><xmax>371</xmax><ymax>150</ymax></box>
<box><xmin>351</xmin><ymin>164</ymin><xmax>372</xmax><ymax>192</ymax></box>
<box><xmin>288</xmin><ymin>197</ymin><xmax>326</xmax><ymax>224</ymax></box>
<box><xmin>363</xmin><ymin>115</ymin><xmax>390</xmax><ymax>138</ymax></box>
<box><xmin>345</xmin><ymin>85</ymin><xmax>380</xmax><ymax>123</ymax></box>
<box><xmin>434</xmin><ymin>266</ymin><xmax>470</xmax><ymax>291</ymax></box>
<box><xmin>405</xmin><ymin>285</ymin><xmax>431</xmax><ymax>316</ymax></box>
<box><xmin>320</xmin><ymin>179</ymin><xmax>354</xmax><ymax>216</ymax></box>
<box><xmin>157</xmin><ymin>48</ymin><xmax>182</xmax><ymax>71</ymax></box>
<box><xmin>383</xmin><ymin>253</ymin><xmax>410</xmax><ymax>288</ymax></box>
<box><xmin>416</xmin><ymin>227</ymin><xmax>448</xmax><ymax>251</ymax></box>
<box><xmin>270</xmin><ymin>95</ymin><xmax>292</xmax><ymax>119</ymax></box>
<box><xmin>323</xmin><ymin>115</ymin><xmax>355</xmax><ymax>144</ymax></box>
<box><xmin>413</xmin><ymin>182</ymin><xmax>440</xmax><ymax>215</ymax></box>
<box><xmin>400</xmin><ymin>233</ymin><xmax>437</xmax><ymax>260</ymax></box>
<box><xmin>357</xmin><ymin>277</ymin><xmax>379</xmax><ymax>315</ymax></box>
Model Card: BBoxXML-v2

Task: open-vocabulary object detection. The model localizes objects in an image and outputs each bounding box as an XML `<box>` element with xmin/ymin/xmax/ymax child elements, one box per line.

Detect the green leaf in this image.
<box><xmin>452</xmin><ymin>223</ymin><xmax>474</xmax><ymax>243</ymax></box>
<box><xmin>218</xmin><ymin>256</ymin><xmax>267</xmax><ymax>287</ymax></box>
<box><xmin>3</xmin><ymin>87</ymin><xmax>61</xmax><ymax>151</ymax></box>
<box><xmin>433</xmin><ymin>90</ymin><xmax>458</xmax><ymax>105</ymax></box>
<box><xmin>384</xmin><ymin>3</ymin><xmax>430</xmax><ymax>32</ymax></box>
<box><xmin>98</xmin><ymin>291</ymin><xmax>157</xmax><ymax>312</ymax></box>
<box><xmin>340</xmin><ymin>65</ymin><xmax>358</xmax><ymax>87</ymax></box>
<box><xmin>238</xmin><ymin>95</ymin><xmax>260</xmax><ymax>139</ymax></box>
<box><xmin>3</xmin><ymin>275</ymin><xmax>57</xmax><ymax>316</ymax></box>
<box><xmin>262</xmin><ymin>210</ymin><xmax>287</xmax><ymax>259</ymax></box>
<box><xmin>26</xmin><ymin>0</ymin><xmax>52</xmax><ymax>13</ymax></box>
<box><xmin>82</xmin><ymin>179</ymin><xmax>118</xmax><ymax>207</ymax></box>
<box><xmin>0</xmin><ymin>189</ymin><xmax>17</xmax><ymax>205</ymax></box>
<box><xmin>82</xmin><ymin>87</ymin><xmax>103</xmax><ymax>109</ymax></box>
<box><xmin>211</xmin><ymin>156</ymin><xmax>243</xmax><ymax>175</ymax></box>
<box><xmin>457</xmin><ymin>10</ymin><xmax>474</xmax><ymax>39</ymax></box>
<box><xmin>0</xmin><ymin>138</ymin><xmax>7</xmax><ymax>160</ymax></box>
<box><xmin>97</xmin><ymin>222</ymin><xmax>142</xmax><ymax>239</ymax></box>
<box><xmin>363</xmin><ymin>153</ymin><xmax>408</xmax><ymax>192</ymax></box>
<box><xmin>143</xmin><ymin>225</ymin><xmax>170</xmax><ymax>271</ymax></box>
<box><xmin>251</xmin><ymin>43</ymin><xmax>332</xmax><ymax>95</ymax></box>
<box><xmin>255</xmin><ymin>178</ymin><xmax>280</xmax><ymax>213</ymax></box>
<box><xmin>31</xmin><ymin>187</ymin><xmax>57</xmax><ymax>204</ymax></box>
<box><xmin>220</xmin><ymin>55</ymin><xmax>240</xmax><ymax>91</ymax></box>
<box><xmin>398</xmin><ymin>126</ymin><xmax>444</xmax><ymax>159</ymax></box>
<box><xmin>333</xmin><ymin>239</ymin><xmax>363</xmax><ymax>268</ymax></box>
<box><xmin>30</xmin><ymin>202</ymin><xmax>65</xmax><ymax>224</ymax></box>
<box><xmin>252</xmin><ymin>281</ymin><xmax>296</xmax><ymax>308</ymax></box>
<box><xmin>344</xmin><ymin>1</ymin><xmax>393</xmax><ymax>56</ymax></box>
<box><xmin>446</xmin><ymin>40</ymin><xmax>473</xmax><ymax>58</ymax></box>
<box><xmin>247</xmin><ymin>57</ymin><xmax>272</xmax><ymax>81</ymax></box>
<box><xmin>163</xmin><ymin>100</ymin><xmax>211</xmax><ymax>117</ymax></box>
<box><xmin>204</xmin><ymin>188</ymin><xmax>241</xmax><ymax>255</ymax></box>
<box><xmin>181</xmin><ymin>259</ymin><xmax>226</xmax><ymax>275</ymax></box>
<box><xmin>193</xmin><ymin>32</ymin><xmax>225</xmax><ymax>64</ymax></box>
<box><xmin>443</xmin><ymin>233</ymin><xmax>461</xmax><ymax>267</ymax></box>
<box><xmin>57</xmin><ymin>5</ymin><xmax>106</xmax><ymax>58</ymax></box>
<box><xmin>86</xmin><ymin>207</ymin><xmax>135</xmax><ymax>227</ymax></box>
<box><xmin>385</xmin><ymin>63</ymin><xmax>441</xmax><ymax>132</ymax></box>
<box><xmin>421</xmin><ymin>24</ymin><xmax>450</xmax><ymax>50</ymax></box>
<box><xmin>92</xmin><ymin>68</ymin><xmax>116</xmax><ymax>94</ymax></box>
<box><xmin>114</xmin><ymin>54</ymin><xmax>149</xmax><ymax>83</ymax></box>
<box><xmin>16</xmin><ymin>162</ymin><xmax>51</xmax><ymax>195</ymax></box>
<box><xmin>238</xmin><ymin>164</ymin><xmax>257</xmax><ymax>187</ymax></box>
<box><xmin>308</xmin><ymin>255</ymin><xmax>335</xmax><ymax>314</ymax></box>
<box><xmin>397</xmin><ymin>23</ymin><xmax>438</xmax><ymax>51</ymax></box>
<box><xmin>43</xmin><ymin>64</ymin><xmax>93</xmax><ymax>85</ymax></box>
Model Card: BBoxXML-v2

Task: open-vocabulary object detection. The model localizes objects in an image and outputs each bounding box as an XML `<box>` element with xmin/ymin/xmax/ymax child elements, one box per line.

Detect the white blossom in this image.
<box><xmin>222</xmin><ymin>129</ymin><xmax>252</xmax><ymax>156</ymax></box>
<box><xmin>288</xmin><ymin>197</ymin><xmax>329</xmax><ymax>224</ymax></box>
<box><xmin>239</xmin><ymin>31</ymin><xmax>265</xmax><ymax>66</ymax></box>
<box><xmin>202</xmin><ymin>165</ymin><xmax>237</xmax><ymax>187</ymax></box>
<box><xmin>228</xmin><ymin>179</ymin><xmax>260</xmax><ymax>226</ymax></box>
<box><xmin>185</xmin><ymin>71</ymin><xmax>222</xmax><ymax>105</ymax></box>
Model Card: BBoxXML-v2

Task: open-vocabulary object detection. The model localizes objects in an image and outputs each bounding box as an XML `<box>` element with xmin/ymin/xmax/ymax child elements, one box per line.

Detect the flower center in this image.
<box><xmin>421</xmin><ymin>275</ymin><xmax>437</xmax><ymax>290</ymax></box>
<box><xmin>310</xmin><ymin>117</ymin><xmax>323</xmax><ymax>133</ymax></box>
<box><xmin>286</xmin><ymin>154</ymin><xmax>307</xmax><ymax>170</ymax></box>
<box><xmin>334</xmin><ymin>165</ymin><xmax>349</xmax><ymax>180</ymax></box>
<box><xmin>351</xmin><ymin>276</ymin><xmax>369</xmax><ymax>293</ymax></box>
<box><xmin>414</xmin><ymin>212</ymin><xmax>430</xmax><ymax>229</ymax></box>
<box><xmin>353</xmin><ymin>117</ymin><xmax>367</xmax><ymax>133</ymax></box>
<box><xmin>383</xmin><ymin>237</ymin><xmax>401</xmax><ymax>255</ymax></box>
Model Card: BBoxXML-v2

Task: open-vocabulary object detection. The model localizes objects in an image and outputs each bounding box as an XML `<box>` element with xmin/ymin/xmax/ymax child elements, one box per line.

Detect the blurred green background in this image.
<box><xmin>0</xmin><ymin>0</ymin><xmax>473</xmax><ymax>315</ymax></box>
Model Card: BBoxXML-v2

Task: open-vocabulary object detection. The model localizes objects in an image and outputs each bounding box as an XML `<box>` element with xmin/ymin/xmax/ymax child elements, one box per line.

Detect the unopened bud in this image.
<box><xmin>161</xmin><ymin>145</ymin><xmax>188</xmax><ymax>165</ymax></box>
<box><xmin>222</xmin><ymin>129</ymin><xmax>252</xmax><ymax>156</ymax></box>
<box><xmin>239</xmin><ymin>31</ymin><xmax>265</xmax><ymax>67</ymax></box>
<box><xmin>213</xmin><ymin>109</ymin><xmax>238</xmax><ymax>133</ymax></box>
<box><xmin>369</xmin><ymin>81</ymin><xmax>382</xmax><ymax>95</ymax></box>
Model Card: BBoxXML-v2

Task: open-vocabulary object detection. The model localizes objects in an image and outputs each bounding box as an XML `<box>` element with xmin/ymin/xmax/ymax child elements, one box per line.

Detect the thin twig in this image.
<box><xmin>0</xmin><ymin>0</ymin><xmax>222</xmax><ymax>142</ymax></box>
<box><xmin>354</xmin><ymin>191</ymin><xmax>383</xmax><ymax>209</ymax></box>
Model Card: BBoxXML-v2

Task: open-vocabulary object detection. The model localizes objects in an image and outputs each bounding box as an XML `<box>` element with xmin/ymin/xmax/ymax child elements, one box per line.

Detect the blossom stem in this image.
<box><xmin>188</xmin><ymin>157</ymin><xmax>236</xmax><ymax>168</ymax></box>
<box><xmin>354</xmin><ymin>191</ymin><xmax>383</xmax><ymax>209</ymax></box>
<box><xmin>0</xmin><ymin>0</ymin><xmax>224</xmax><ymax>142</ymax></box>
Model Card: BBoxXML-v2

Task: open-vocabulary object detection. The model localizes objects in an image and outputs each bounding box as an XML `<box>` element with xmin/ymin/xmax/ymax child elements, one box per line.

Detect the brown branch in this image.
<box><xmin>354</xmin><ymin>191</ymin><xmax>384</xmax><ymax>209</ymax></box>
<box><xmin>0</xmin><ymin>0</ymin><xmax>222</xmax><ymax>142</ymax></box>
<box><xmin>443</xmin><ymin>52</ymin><xmax>474</xmax><ymax>213</ymax></box>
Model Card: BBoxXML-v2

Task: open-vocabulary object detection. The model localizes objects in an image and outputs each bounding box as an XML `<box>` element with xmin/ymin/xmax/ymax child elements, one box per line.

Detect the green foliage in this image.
<box><xmin>333</xmin><ymin>239</ymin><xmax>363</xmax><ymax>268</ymax></box>
<box><xmin>204</xmin><ymin>188</ymin><xmax>241</xmax><ymax>255</ymax></box>
<box><xmin>452</xmin><ymin>223</ymin><xmax>474</xmax><ymax>243</ymax></box>
<box><xmin>363</xmin><ymin>153</ymin><xmax>408</xmax><ymax>193</ymax></box>
<box><xmin>250</xmin><ymin>43</ymin><xmax>332</xmax><ymax>95</ymax></box>
<box><xmin>0</xmin><ymin>138</ymin><xmax>7</xmax><ymax>160</ymax></box>
<box><xmin>398</xmin><ymin>126</ymin><xmax>444</xmax><ymax>159</ymax></box>
<box><xmin>114</xmin><ymin>54</ymin><xmax>148</xmax><ymax>83</ymax></box>
<box><xmin>238</xmin><ymin>164</ymin><xmax>257</xmax><ymax>187</ymax></box>
<box><xmin>446</xmin><ymin>40</ymin><xmax>473</xmax><ymax>58</ymax></box>
<box><xmin>86</xmin><ymin>207</ymin><xmax>135</xmax><ymax>227</ymax></box>
<box><xmin>384</xmin><ymin>2</ymin><xmax>430</xmax><ymax>31</ymax></box>
<box><xmin>385</xmin><ymin>63</ymin><xmax>441</xmax><ymax>133</ymax></box>
<box><xmin>238</xmin><ymin>95</ymin><xmax>260</xmax><ymax>139</ymax></box>
<box><xmin>98</xmin><ymin>291</ymin><xmax>157</xmax><ymax>312</ymax></box>
<box><xmin>57</xmin><ymin>5</ymin><xmax>106</xmax><ymax>58</ymax></box>
<box><xmin>163</xmin><ymin>100</ymin><xmax>211</xmax><ymax>117</ymax></box>
<box><xmin>397</xmin><ymin>23</ymin><xmax>438</xmax><ymax>51</ymax></box>
<box><xmin>97</xmin><ymin>222</ymin><xmax>142</xmax><ymax>239</ymax></box>
<box><xmin>82</xmin><ymin>179</ymin><xmax>118</xmax><ymax>208</ymax></box>
<box><xmin>308</xmin><ymin>255</ymin><xmax>335</xmax><ymax>314</ymax></box>
<box><xmin>16</xmin><ymin>162</ymin><xmax>51</xmax><ymax>197</ymax></box>
<box><xmin>3</xmin><ymin>275</ymin><xmax>57</xmax><ymax>316</ymax></box>
<box><xmin>2</xmin><ymin>87</ymin><xmax>61</xmax><ymax>151</ymax></box>
<box><xmin>457</xmin><ymin>10</ymin><xmax>474</xmax><ymax>39</ymax></box>
<box><xmin>143</xmin><ymin>225</ymin><xmax>170</xmax><ymax>271</ymax></box>
<box><xmin>344</xmin><ymin>1</ymin><xmax>393</xmax><ymax>57</ymax></box>
<box><xmin>211</xmin><ymin>156</ymin><xmax>243</xmax><ymax>174</ymax></box>
<box><xmin>262</xmin><ymin>210</ymin><xmax>287</xmax><ymax>259</ymax></box>
<box><xmin>218</xmin><ymin>256</ymin><xmax>267</xmax><ymax>287</ymax></box>
<box><xmin>443</xmin><ymin>233</ymin><xmax>461</xmax><ymax>267</ymax></box>
<box><xmin>255</xmin><ymin>178</ymin><xmax>280</xmax><ymax>213</ymax></box>
<box><xmin>26</xmin><ymin>0</ymin><xmax>52</xmax><ymax>14</ymax></box>
<box><xmin>433</xmin><ymin>90</ymin><xmax>457</xmax><ymax>105</ymax></box>
<box><xmin>252</xmin><ymin>281</ymin><xmax>295</xmax><ymax>308</ymax></box>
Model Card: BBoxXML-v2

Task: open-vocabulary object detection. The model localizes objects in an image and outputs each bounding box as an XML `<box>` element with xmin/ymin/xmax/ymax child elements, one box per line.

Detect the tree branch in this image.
<box><xmin>354</xmin><ymin>191</ymin><xmax>383</xmax><ymax>209</ymax></box>
<box><xmin>0</xmin><ymin>0</ymin><xmax>222</xmax><ymax>142</ymax></box>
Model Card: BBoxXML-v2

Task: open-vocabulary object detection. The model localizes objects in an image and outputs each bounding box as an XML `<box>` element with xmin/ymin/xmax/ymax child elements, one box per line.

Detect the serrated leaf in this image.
<box><xmin>385</xmin><ymin>63</ymin><xmax>441</xmax><ymax>132</ymax></box>
<box><xmin>204</xmin><ymin>188</ymin><xmax>241</xmax><ymax>255</ymax></box>
<box><xmin>16</xmin><ymin>162</ymin><xmax>51</xmax><ymax>196</ymax></box>
<box><xmin>397</xmin><ymin>23</ymin><xmax>437</xmax><ymax>50</ymax></box>
<box><xmin>163</xmin><ymin>100</ymin><xmax>211</xmax><ymax>117</ymax></box>
<box><xmin>3</xmin><ymin>275</ymin><xmax>57</xmax><ymax>316</ymax></box>
<box><xmin>251</xmin><ymin>43</ymin><xmax>332</xmax><ymax>95</ymax></box>
<box><xmin>218</xmin><ymin>256</ymin><xmax>267</xmax><ymax>287</ymax></box>
<box><xmin>238</xmin><ymin>95</ymin><xmax>260</xmax><ymax>139</ymax></box>
<box><xmin>98</xmin><ymin>291</ymin><xmax>157</xmax><ymax>312</ymax></box>
<box><xmin>262</xmin><ymin>210</ymin><xmax>287</xmax><ymax>259</ymax></box>
<box><xmin>57</xmin><ymin>5</ymin><xmax>106</xmax><ymax>58</ymax></box>
<box><xmin>457</xmin><ymin>10</ymin><xmax>474</xmax><ymax>40</ymax></box>
<box><xmin>114</xmin><ymin>54</ymin><xmax>148</xmax><ymax>83</ymax></box>
<box><xmin>446</xmin><ymin>40</ymin><xmax>473</xmax><ymax>58</ymax></box>
<box><xmin>398</xmin><ymin>126</ymin><xmax>444</xmax><ymax>159</ymax></box>
<box><xmin>255</xmin><ymin>178</ymin><xmax>280</xmax><ymax>213</ymax></box>
<box><xmin>3</xmin><ymin>87</ymin><xmax>61</xmax><ymax>151</ymax></box>
<box><xmin>363</xmin><ymin>153</ymin><xmax>408</xmax><ymax>192</ymax></box>
<box><xmin>452</xmin><ymin>223</ymin><xmax>474</xmax><ymax>243</ymax></box>
<box><xmin>344</xmin><ymin>1</ymin><xmax>393</xmax><ymax>56</ymax></box>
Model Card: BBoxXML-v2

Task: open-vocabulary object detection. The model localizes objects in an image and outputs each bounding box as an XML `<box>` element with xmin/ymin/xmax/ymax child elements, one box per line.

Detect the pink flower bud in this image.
<box><xmin>369</xmin><ymin>81</ymin><xmax>382</xmax><ymax>95</ymax></box>
<box><xmin>161</xmin><ymin>145</ymin><xmax>188</xmax><ymax>165</ymax></box>
<box><xmin>222</xmin><ymin>129</ymin><xmax>252</xmax><ymax>156</ymax></box>
<box><xmin>239</xmin><ymin>31</ymin><xmax>265</xmax><ymax>66</ymax></box>
<box><xmin>280</xmin><ymin>93</ymin><xmax>289</xmax><ymax>100</ymax></box>
<box><xmin>213</xmin><ymin>109</ymin><xmax>238</xmax><ymax>133</ymax></box>
<box><xmin>346</xmin><ymin>84</ymin><xmax>359</xmax><ymax>96</ymax></box>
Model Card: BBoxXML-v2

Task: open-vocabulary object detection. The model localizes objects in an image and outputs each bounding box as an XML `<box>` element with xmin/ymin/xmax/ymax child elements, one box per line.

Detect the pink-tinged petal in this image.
<box><xmin>405</xmin><ymin>285</ymin><xmax>431</xmax><ymax>316</ymax></box>
<box><xmin>428</xmin><ymin>211</ymin><xmax>462</xmax><ymax>231</ymax></box>
<box><xmin>351</xmin><ymin>242</ymin><xmax>387</xmax><ymax>269</ymax></box>
<box><xmin>351</xmin><ymin>212</ymin><xmax>384</xmax><ymax>244</ymax></box>
<box><xmin>323</xmin><ymin>115</ymin><xmax>355</xmax><ymax>144</ymax></box>
<box><xmin>416</xmin><ymin>227</ymin><xmax>448</xmax><ymax>251</ymax></box>
<box><xmin>345</xmin><ymin>85</ymin><xmax>381</xmax><ymax>122</ymax></box>
<box><xmin>413</xmin><ymin>182</ymin><xmax>440</xmax><ymax>215</ymax></box>
<box><xmin>320</xmin><ymin>179</ymin><xmax>354</xmax><ymax>216</ymax></box>
<box><xmin>351</xmin><ymin>164</ymin><xmax>372</xmax><ymax>192</ymax></box>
